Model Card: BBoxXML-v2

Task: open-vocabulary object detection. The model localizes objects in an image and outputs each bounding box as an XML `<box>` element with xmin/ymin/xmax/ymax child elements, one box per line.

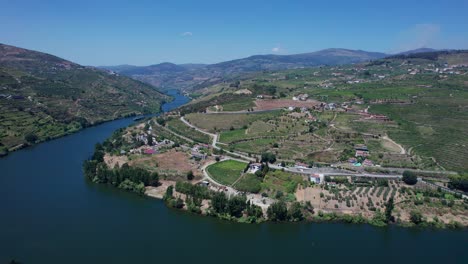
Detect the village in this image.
<box><xmin>99</xmin><ymin>93</ymin><xmax>467</xmax><ymax>226</ymax></box>
<box><xmin>93</xmin><ymin>52</ymin><xmax>468</xmax><ymax>226</ymax></box>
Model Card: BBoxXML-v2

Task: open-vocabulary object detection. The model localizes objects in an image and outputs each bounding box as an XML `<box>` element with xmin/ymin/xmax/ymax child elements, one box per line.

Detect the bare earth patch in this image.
<box><xmin>104</xmin><ymin>154</ymin><xmax>128</xmax><ymax>169</ymax></box>
<box><xmin>130</xmin><ymin>149</ymin><xmax>203</xmax><ymax>178</ymax></box>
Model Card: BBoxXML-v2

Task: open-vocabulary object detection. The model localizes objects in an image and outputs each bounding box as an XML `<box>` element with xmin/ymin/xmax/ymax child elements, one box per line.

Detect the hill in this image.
<box><xmin>102</xmin><ymin>48</ymin><xmax>386</xmax><ymax>91</ymax></box>
<box><xmin>396</xmin><ymin>48</ymin><xmax>437</xmax><ymax>55</ymax></box>
<box><xmin>179</xmin><ymin>50</ymin><xmax>468</xmax><ymax>172</ymax></box>
<box><xmin>0</xmin><ymin>43</ymin><xmax>168</xmax><ymax>155</ymax></box>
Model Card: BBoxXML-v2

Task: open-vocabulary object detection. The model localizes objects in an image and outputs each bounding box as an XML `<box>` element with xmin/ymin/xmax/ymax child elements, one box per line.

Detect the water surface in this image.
<box><xmin>1</xmin><ymin>91</ymin><xmax>466</xmax><ymax>263</ymax></box>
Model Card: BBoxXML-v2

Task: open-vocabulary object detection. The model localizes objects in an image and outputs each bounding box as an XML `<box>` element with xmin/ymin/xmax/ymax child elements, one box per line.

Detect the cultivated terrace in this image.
<box><xmin>84</xmin><ymin>50</ymin><xmax>468</xmax><ymax>227</ymax></box>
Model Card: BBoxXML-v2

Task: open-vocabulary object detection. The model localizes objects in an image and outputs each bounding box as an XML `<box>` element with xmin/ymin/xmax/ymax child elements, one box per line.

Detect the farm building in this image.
<box><xmin>355</xmin><ymin>150</ymin><xmax>369</xmax><ymax>157</ymax></box>
<box><xmin>248</xmin><ymin>163</ymin><xmax>263</xmax><ymax>174</ymax></box>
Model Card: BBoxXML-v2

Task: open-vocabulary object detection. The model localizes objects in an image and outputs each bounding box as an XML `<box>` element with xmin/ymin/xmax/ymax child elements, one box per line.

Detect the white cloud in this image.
<box><xmin>180</xmin><ymin>32</ymin><xmax>193</xmax><ymax>37</ymax></box>
<box><xmin>271</xmin><ymin>44</ymin><xmax>285</xmax><ymax>53</ymax></box>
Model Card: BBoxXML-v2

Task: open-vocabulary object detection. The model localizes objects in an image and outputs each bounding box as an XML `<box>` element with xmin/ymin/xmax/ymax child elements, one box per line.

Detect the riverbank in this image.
<box><xmin>3</xmin><ymin>90</ymin><xmax>468</xmax><ymax>264</ymax></box>
<box><xmin>0</xmin><ymin>95</ymin><xmax>174</xmax><ymax>158</ymax></box>
<box><xmin>135</xmin><ymin>177</ymin><xmax>466</xmax><ymax>228</ymax></box>
<box><xmin>92</xmin><ymin>148</ymin><xmax>468</xmax><ymax>228</ymax></box>
<box><xmin>89</xmin><ymin>103</ymin><xmax>467</xmax><ymax>228</ymax></box>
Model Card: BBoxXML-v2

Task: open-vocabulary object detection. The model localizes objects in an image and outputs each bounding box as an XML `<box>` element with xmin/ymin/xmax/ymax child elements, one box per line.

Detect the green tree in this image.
<box><xmin>211</xmin><ymin>192</ymin><xmax>228</xmax><ymax>214</ymax></box>
<box><xmin>402</xmin><ymin>171</ymin><xmax>418</xmax><ymax>185</ymax></box>
<box><xmin>171</xmin><ymin>197</ymin><xmax>184</xmax><ymax>209</ymax></box>
<box><xmin>246</xmin><ymin>202</ymin><xmax>263</xmax><ymax>219</ymax></box>
<box><xmin>288</xmin><ymin>202</ymin><xmax>304</xmax><ymax>221</ymax></box>
<box><xmin>25</xmin><ymin>133</ymin><xmax>38</xmax><ymax>143</ymax></box>
<box><xmin>163</xmin><ymin>185</ymin><xmax>174</xmax><ymax>201</ymax></box>
<box><xmin>267</xmin><ymin>201</ymin><xmax>288</xmax><ymax>221</ymax></box>
<box><xmin>261</xmin><ymin>152</ymin><xmax>277</xmax><ymax>163</ymax></box>
<box><xmin>410</xmin><ymin>210</ymin><xmax>423</xmax><ymax>224</ymax></box>
<box><xmin>187</xmin><ymin>171</ymin><xmax>194</xmax><ymax>181</ymax></box>
<box><xmin>384</xmin><ymin>197</ymin><xmax>394</xmax><ymax>222</ymax></box>
<box><xmin>448</xmin><ymin>174</ymin><xmax>468</xmax><ymax>192</ymax></box>
<box><xmin>227</xmin><ymin>195</ymin><xmax>247</xmax><ymax>217</ymax></box>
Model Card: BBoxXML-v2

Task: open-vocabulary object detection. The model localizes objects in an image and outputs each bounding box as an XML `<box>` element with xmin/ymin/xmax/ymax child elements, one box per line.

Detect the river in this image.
<box><xmin>1</xmin><ymin>90</ymin><xmax>466</xmax><ymax>263</ymax></box>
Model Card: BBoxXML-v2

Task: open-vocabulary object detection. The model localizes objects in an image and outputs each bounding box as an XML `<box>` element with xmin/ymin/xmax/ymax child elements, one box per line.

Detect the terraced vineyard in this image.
<box><xmin>0</xmin><ymin>44</ymin><xmax>167</xmax><ymax>153</ymax></box>
<box><xmin>166</xmin><ymin>118</ymin><xmax>211</xmax><ymax>144</ymax></box>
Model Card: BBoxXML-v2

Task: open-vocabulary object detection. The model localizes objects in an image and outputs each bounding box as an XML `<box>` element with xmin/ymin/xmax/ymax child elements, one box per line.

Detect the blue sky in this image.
<box><xmin>1</xmin><ymin>0</ymin><xmax>468</xmax><ymax>65</ymax></box>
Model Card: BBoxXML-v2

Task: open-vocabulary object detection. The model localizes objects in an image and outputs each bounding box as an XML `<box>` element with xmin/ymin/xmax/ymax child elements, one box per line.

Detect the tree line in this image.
<box><xmin>83</xmin><ymin>143</ymin><xmax>159</xmax><ymax>195</ymax></box>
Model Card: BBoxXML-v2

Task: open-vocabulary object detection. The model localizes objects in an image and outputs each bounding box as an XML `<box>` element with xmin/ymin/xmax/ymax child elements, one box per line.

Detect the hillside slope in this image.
<box><xmin>0</xmin><ymin>43</ymin><xmax>168</xmax><ymax>154</ymax></box>
<box><xmin>181</xmin><ymin>50</ymin><xmax>468</xmax><ymax>171</ymax></box>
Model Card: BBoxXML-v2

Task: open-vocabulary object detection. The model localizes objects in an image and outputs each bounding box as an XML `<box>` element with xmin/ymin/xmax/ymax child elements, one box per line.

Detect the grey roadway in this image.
<box><xmin>181</xmin><ymin>116</ymin><xmax>468</xmax><ymax>198</ymax></box>
<box><xmin>180</xmin><ymin>116</ymin><xmax>404</xmax><ymax>179</ymax></box>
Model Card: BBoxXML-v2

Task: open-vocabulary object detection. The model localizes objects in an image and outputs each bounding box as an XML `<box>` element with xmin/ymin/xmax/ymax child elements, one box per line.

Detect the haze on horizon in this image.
<box><xmin>1</xmin><ymin>0</ymin><xmax>468</xmax><ymax>66</ymax></box>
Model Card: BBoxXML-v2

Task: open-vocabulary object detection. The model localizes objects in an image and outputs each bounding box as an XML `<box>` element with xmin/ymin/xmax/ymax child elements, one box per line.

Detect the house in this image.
<box><xmin>309</xmin><ymin>174</ymin><xmax>322</xmax><ymax>184</ymax></box>
<box><xmin>191</xmin><ymin>151</ymin><xmax>207</xmax><ymax>160</ymax></box>
<box><xmin>363</xmin><ymin>159</ymin><xmax>374</xmax><ymax>166</ymax></box>
<box><xmin>248</xmin><ymin>163</ymin><xmax>263</xmax><ymax>174</ymax></box>
<box><xmin>324</xmin><ymin>103</ymin><xmax>336</xmax><ymax>110</ymax></box>
<box><xmin>355</xmin><ymin>150</ymin><xmax>369</xmax><ymax>157</ymax></box>
<box><xmin>295</xmin><ymin>162</ymin><xmax>308</xmax><ymax>168</ymax></box>
<box><xmin>348</xmin><ymin>158</ymin><xmax>357</xmax><ymax>164</ymax></box>
<box><xmin>199</xmin><ymin>180</ymin><xmax>210</xmax><ymax>186</ymax></box>
<box><xmin>144</xmin><ymin>148</ymin><xmax>155</xmax><ymax>155</ymax></box>
<box><xmin>354</xmin><ymin>144</ymin><xmax>368</xmax><ymax>151</ymax></box>
<box><xmin>297</xmin><ymin>94</ymin><xmax>309</xmax><ymax>101</ymax></box>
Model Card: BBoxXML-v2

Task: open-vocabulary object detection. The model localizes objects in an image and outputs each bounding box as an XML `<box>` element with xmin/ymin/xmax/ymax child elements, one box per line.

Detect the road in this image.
<box><xmin>205</xmin><ymin>108</ymin><xmax>282</xmax><ymax>115</ymax></box>
<box><xmin>200</xmin><ymin>158</ymin><xmax>274</xmax><ymax>210</ymax></box>
<box><xmin>180</xmin><ymin>116</ymin><xmax>256</xmax><ymax>161</ymax></box>
<box><xmin>382</xmin><ymin>135</ymin><xmax>406</xmax><ymax>154</ymax></box>
<box><xmin>178</xmin><ymin>116</ymin><xmax>466</xmax><ymax>193</ymax></box>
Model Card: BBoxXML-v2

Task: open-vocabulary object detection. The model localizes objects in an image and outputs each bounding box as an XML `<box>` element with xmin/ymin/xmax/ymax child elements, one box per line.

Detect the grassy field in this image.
<box><xmin>166</xmin><ymin>118</ymin><xmax>211</xmax><ymax>144</ymax></box>
<box><xmin>206</xmin><ymin>160</ymin><xmax>246</xmax><ymax>185</ymax></box>
<box><xmin>230</xmin><ymin>138</ymin><xmax>277</xmax><ymax>154</ymax></box>
<box><xmin>221</xmin><ymin>97</ymin><xmax>255</xmax><ymax>111</ymax></box>
<box><xmin>233</xmin><ymin>174</ymin><xmax>262</xmax><ymax>193</ymax></box>
<box><xmin>219</xmin><ymin>129</ymin><xmax>247</xmax><ymax>143</ymax></box>
<box><xmin>185</xmin><ymin>111</ymin><xmax>282</xmax><ymax>132</ymax></box>
<box><xmin>262</xmin><ymin>170</ymin><xmax>306</xmax><ymax>194</ymax></box>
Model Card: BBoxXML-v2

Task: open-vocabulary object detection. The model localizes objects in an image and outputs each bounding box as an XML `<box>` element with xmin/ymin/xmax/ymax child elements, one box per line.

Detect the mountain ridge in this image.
<box><xmin>100</xmin><ymin>48</ymin><xmax>388</xmax><ymax>90</ymax></box>
<box><xmin>0</xmin><ymin>43</ymin><xmax>168</xmax><ymax>154</ymax></box>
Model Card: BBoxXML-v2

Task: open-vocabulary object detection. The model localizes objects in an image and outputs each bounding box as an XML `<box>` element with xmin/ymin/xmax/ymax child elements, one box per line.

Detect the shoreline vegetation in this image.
<box><xmin>83</xmin><ymin>51</ymin><xmax>468</xmax><ymax>229</ymax></box>
<box><xmin>0</xmin><ymin>100</ymin><xmax>170</xmax><ymax>158</ymax></box>
<box><xmin>0</xmin><ymin>43</ymin><xmax>171</xmax><ymax>158</ymax></box>
<box><xmin>84</xmin><ymin>141</ymin><xmax>467</xmax><ymax>229</ymax></box>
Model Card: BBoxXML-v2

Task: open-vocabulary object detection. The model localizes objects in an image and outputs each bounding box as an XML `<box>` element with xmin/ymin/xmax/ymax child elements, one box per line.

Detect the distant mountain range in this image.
<box><xmin>0</xmin><ymin>43</ymin><xmax>167</xmax><ymax>152</ymax></box>
<box><xmin>396</xmin><ymin>48</ymin><xmax>437</xmax><ymax>55</ymax></box>
<box><xmin>100</xmin><ymin>48</ymin><xmax>439</xmax><ymax>91</ymax></box>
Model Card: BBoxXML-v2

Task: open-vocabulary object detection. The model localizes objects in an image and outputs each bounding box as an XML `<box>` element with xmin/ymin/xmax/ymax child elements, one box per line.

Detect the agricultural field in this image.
<box><xmin>233</xmin><ymin>173</ymin><xmax>262</xmax><ymax>193</ymax></box>
<box><xmin>166</xmin><ymin>118</ymin><xmax>211</xmax><ymax>144</ymax></box>
<box><xmin>190</xmin><ymin>51</ymin><xmax>468</xmax><ymax>172</ymax></box>
<box><xmin>206</xmin><ymin>160</ymin><xmax>247</xmax><ymax>185</ymax></box>
<box><xmin>296</xmin><ymin>177</ymin><xmax>468</xmax><ymax>225</ymax></box>
<box><xmin>221</xmin><ymin>97</ymin><xmax>255</xmax><ymax>111</ymax></box>
<box><xmin>184</xmin><ymin>111</ymin><xmax>282</xmax><ymax>132</ymax></box>
<box><xmin>262</xmin><ymin>170</ymin><xmax>306</xmax><ymax>196</ymax></box>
